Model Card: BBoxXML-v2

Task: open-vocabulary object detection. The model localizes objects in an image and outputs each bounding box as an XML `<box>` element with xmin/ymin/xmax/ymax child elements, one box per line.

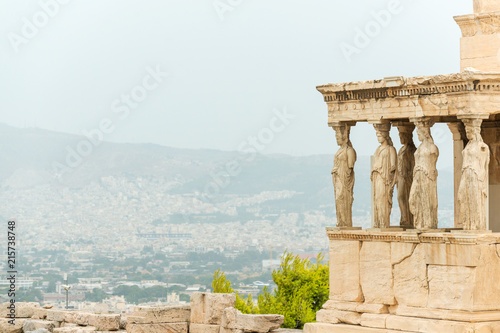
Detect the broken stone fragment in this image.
<box><xmin>133</xmin><ymin>305</ymin><xmax>190</xmax><ymax>324</ymax></box>
<box><xmin>88</xmin><ymin>314</ymin><xmax>121</xmax><ymax>331</ymax></box>
<box><xmin>126</xmin><ymin>322</ymin><xmax>188</xmax><ymax>333</ymax></box>
<box><xmin>189</xmin><ymin>323</ymin><xmax>221</xmax><ymax>333</ymax></box>
<box><xmin>0</xmin><ymin>318</ymin><xmax>26</xmax><ymax>333</ymax></box>
<box><xmin>190</xmin><ymin>293</ymin><xmax>236</xmax><ymax>325</ymax></box>
<box><xmin>0</xmin><ymin>302</ymin><xmax>40</xmax><ymax>318</ymax></box>
<box><xmin>23</xmin><ymin>319</ymin><xmax>59</xmax><ymax>332</ymax></box>
<box><xmin>221</xmin><ymin>307</ymin><xmax>283</xmax><ymax>333</ymax></box>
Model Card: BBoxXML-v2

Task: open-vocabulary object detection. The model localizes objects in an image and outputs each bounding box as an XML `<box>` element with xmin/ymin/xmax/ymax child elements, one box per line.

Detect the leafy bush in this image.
<box><xmin>212</xmin><ymin>251</ymin><xmax>329</xmax><ymax>329</ymax></box>
<box><xmin>212</xmin><ymin>269</ymin><xmax>258</xmax><ymax>314</ymax></box>
<box><xmin>258</xmin><ymin>252</ymin><xmax>329</xmax><ymax>328</ymax></box>
<box><xmin>85</xmin><ymin>288</ymin><xmax>109</xmax><ymax>302</ymax></box>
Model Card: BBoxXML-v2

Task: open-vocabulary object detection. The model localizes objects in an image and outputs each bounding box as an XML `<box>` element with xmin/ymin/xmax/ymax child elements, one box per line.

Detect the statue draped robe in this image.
<box><xmin>397</xmin><ymin>144</ymin><xmax>416</xmax><ymax>227</ymax></box>
<box><xmin>332</xmin><ymin>144</ymin><xmax>356</xmax><ymax>227</ymax></box>
<box><xmin>458</xmin><ymin>141</ymin><xmax>490</xmax><ymax>230</ymax></box>
<box><xmin>371</xmin><ymin>145</ymin><xmax>397</xmax><ymax>228</ymax></box>
<box><xmin>409</xmin><ymin>142</ymin><xmax>439</xmax><ymax>229</ymax></box>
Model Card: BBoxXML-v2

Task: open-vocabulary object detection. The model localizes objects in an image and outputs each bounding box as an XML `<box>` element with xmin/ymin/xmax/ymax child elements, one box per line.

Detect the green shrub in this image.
<box><xmin>212</xmin><ymin>251</ymin><xmax>329</xmax><ymax>329</ymax></box>
<box><xmin>212</xmin><ymin>269</ymin><xmax>258</xmax><ymax>314</ymax></box>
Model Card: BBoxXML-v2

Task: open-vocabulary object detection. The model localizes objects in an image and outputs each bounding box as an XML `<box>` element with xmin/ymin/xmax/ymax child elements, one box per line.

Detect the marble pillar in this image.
<box><xmin>448</xmin><ymin>122</ymin><xmax>468</xmax><ymax>228</ymax></box>
<box><xmin>331</xmin><ymin>122</ymin><xmax>357</xmax><ymax>228</ymax></box>
<box><xmin>395</xmin><ymin>122</ymin><xmax>416</xmax><ymax>228</ymax></box>
<box><xmin>370</xmin><ymin>121</ymin><xmax>397</xmax><ymax>229</ymax></box>
<box><xmin>409</xmin><ymin>118</ymin><xmax>439</xmax><ymax>230</ymax></box>
<box><xmin>457</xmin><ymin>115</ymin><xmax>490</xmax><ymax>231</ymax></box>
<box><xmin>483</xmin><ymin>123</ymin><xmax>500</xmax><ymax>232</ymax></box>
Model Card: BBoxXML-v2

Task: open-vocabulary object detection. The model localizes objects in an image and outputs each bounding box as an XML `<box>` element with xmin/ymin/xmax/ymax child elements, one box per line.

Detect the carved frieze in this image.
<box><xmin>454</xmin><ymin>12</ymin><xmax>500</xmax><ymax>37</ymax></box>
<box><xmin>326</xmin><ymin>230</ymin><xmax>500</xmax><ymax>245</ymax></box>
<box><xmin>317</xmin><ymin>71</ymin><xmax>500</xmax><ymax>124</ymax></box>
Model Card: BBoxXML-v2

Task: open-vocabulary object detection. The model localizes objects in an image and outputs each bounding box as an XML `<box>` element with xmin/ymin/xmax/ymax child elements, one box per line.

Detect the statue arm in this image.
<box><xmin>482</xmin><ymin>144</ymin><xmax>491</xmax><ymax>182</ymax></box>
<box><xmin>347</xmin><ymin>148</ymin><xmax>356</xmax><ymax>170</ymax></box>
<box><xmin>390</xmin><ymin>148</ymin><xmax>397</xmax><ymax>172</ymax></box>
<box><xmin>496</xmin><ymin>145</ymin><xmax>500</xmax><ymax>165</ymax></box>
<box><xmin>390</xmin><ymin>148</ymin><xmax>398</xmax><ymax>186</ymax></box>
<box><xmin>433</xmin><ymin>145</ymin><xmax>440</xmax><ymax>158</ymax></box>
<box><xmin>484</xmin><ymin>144</ymin><xmax>491</xmax><ymax>167</ymax></box>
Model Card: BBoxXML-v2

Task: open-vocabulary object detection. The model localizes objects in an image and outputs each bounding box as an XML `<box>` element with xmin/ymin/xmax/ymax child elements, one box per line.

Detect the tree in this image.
<box><xmin>47</xmin><ymin>281</ymin><xmax>57</xmax><ymax>293</ymax></box>
<box><xmin>17</xmin><ymin>289</ymin><xmax>43</xmax><ymax>302</ymax></box>
<box><xmin>258</xmin><ymin>252</ymin><xmax>329</xmax><ymax>328</ymax></box>
<box><xmin>212</xmin><ymin>252</ymin><xmax>329</xmax><ymax>329</ymax></box>
<box><xmin>212</xmin><ymin>269</ymin><xmax>258</xmax><ymax>314</ymax></box>
<box><xmin>180</xmin><ymin>293</ymin><xmax>190</xmax><ymax>302</ymax></box>
<box><xmin>113</xmin><ymin>285</ymin><xmax>143</xmax><ymax>304</ymax></box>
<box><xmin>85</xmin><ymin>288</ymin><xmax>109</xmax><ymax>302</ymax></box>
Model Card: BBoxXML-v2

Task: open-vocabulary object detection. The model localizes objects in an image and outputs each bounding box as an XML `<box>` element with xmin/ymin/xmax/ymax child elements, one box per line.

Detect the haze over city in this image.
<box><xmin>0</xmin><ymin>0</ymin><xmax>474</xmax><ymax>315</ymax></box>
<box><xmin>1</xmin><ymin>0</ymin><xmax>471</xmax><ymax>158</ymax></box>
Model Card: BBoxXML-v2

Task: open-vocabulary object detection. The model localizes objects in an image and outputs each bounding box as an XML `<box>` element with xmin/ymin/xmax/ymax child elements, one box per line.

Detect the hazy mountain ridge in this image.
<box><xmin>0</xmin><ymin>123</ymin><xmax>453</xmax><ymax>216</ymax></box>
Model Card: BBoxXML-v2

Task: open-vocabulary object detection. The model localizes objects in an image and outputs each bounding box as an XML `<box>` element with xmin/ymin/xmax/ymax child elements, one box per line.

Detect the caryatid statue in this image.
<box><xmin>486</xmin><ymin>127</ymin><xmax>500</xmax><ymax>184</ymax></box>
<box><xmin>457</xmin><ymin>116</ymin><xmax>490</xmax><ymax>230</ymax></box>
<box><xmin>371</xmin><ymin>122</ymin><xmax>397</xmax><ymax>229</ymax></box>
<box><xmin>395</xmin><ymin>123</ymin><xmax>416</xmax><ymax>228</ymax></box>
<box><xmin>409</xmin><ymin>118</ymin><xmax>439</xmax><ymax>230</ymax></box>
<box><xmin>331</xmin><ymin>122</ymin><xmax>357</xmax><ymax>227</ymax></box>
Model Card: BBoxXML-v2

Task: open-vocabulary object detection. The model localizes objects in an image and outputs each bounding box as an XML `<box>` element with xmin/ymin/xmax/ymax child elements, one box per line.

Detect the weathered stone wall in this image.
<box><xmin>305</xmin><ymin>230</ymin><xmax>500</xmax><ymax>333</ymax></box>
<box><xmin>0</xmin><ymin>302</ymin><xmax>126</xmax><ymax>333</ymax></box>
<box><xmin>1</xmin><ymin>294</ymin><xmax>285</xmax><ymax>333</ymax></box>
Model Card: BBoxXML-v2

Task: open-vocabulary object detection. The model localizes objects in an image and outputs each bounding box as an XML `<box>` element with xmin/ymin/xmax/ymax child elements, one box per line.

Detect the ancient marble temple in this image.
<box><xmin>305</xmin><ymin>1</ymin><xmax>500</xmax><ymax>332</ymax></box>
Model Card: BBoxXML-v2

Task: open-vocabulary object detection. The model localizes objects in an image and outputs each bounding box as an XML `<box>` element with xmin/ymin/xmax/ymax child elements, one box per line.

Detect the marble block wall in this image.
<box><xmin>305</xmin><ymin>230</ymin><xmax>500</xmax><ymax>333</ymax></box>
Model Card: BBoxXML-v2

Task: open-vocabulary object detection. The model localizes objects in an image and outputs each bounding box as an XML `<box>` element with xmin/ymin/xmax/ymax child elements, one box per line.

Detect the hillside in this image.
<box><xmin>0</xmin><ymin>123</ymin><xmax>453</xmax><ymax>228</ymax></box>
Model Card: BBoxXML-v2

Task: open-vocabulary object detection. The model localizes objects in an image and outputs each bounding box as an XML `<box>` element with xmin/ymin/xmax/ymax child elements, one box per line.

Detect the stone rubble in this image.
<box><xmin>220</xmin><ymin>307</ymin><xmax>284</xmax><ymax>333</ymax></box>
<box><xmin>1</xmin><ymin>303</ymin><xmax>40</xmax><ymax>319</ymax></box>
<box><xmin>25</xmin><ymin>329</ymin><xmax>51</xmax><ymax>333</ymax></box>
<box><xmin>23</xmin><ymin>320</ymin><xmax>59</xmax><ymax>332</ymax></box>
<box><xmin>0</xmin><ymin>297</ymin><xmax>286</xmax><ymax>333</ymax></box>
<box><xmin>126</xmin><ymin>305</ymin><xmax>189</xmax><ymax>333</ymax></box>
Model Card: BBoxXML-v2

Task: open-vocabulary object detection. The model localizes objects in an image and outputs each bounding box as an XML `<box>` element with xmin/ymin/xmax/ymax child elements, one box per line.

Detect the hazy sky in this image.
<box><xmin>0</xmin><ymin>0</ymin><xmax>472</xmax><ymax>161</ymax></box>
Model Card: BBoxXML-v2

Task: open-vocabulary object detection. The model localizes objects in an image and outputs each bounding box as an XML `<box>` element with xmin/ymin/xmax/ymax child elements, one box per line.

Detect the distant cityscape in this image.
<box><xmin>0</xmin><ymin>175</ymin><xmax>334</xmax><ymax>312</ymax></box>
<box><xmin>0</xmin><ymin>125</ymin><xmax>455</xmax><ymax>312</ymax></box>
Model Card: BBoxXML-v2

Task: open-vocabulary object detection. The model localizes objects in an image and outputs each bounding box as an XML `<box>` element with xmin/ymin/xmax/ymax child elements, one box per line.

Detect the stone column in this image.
<box><xmin>473</xmin><ymin>0</ymin><xmax>500</xmax><ymax>14</ymax></box>
<box><xmin>394</xmin><ymin>122</ymin><xmax>416</xmax><ymax>228</ymax></box>
<box><xmin>448</xmin><ymin>122</ymin><xmax>468</xmax><ymax>228</ymax></box>
<box><xmin>331</xmin><ymin>122</ymin><xmax>357</xmax><ymax>228</ymax></box>
<box><xmin>483</xmin><ymin>123</ymin><xmax>500</xmax><ymax>232</ymax></box>
<box><xmin>455</xmin><ymin>0</ymin><xmax>500</xmax><ymax>71</ymax></box>
<box><xmin>409</xmin><ymin>118</ymin><xmax>439</xmax><ymax>230</ymax></box>
<box><xmin>369</xmin><ymin>120</ymin><xmax>397</xmax><ymax>229</ymax></box>
<box><xmin>457</xmin><ymin>114</ymin><xmax>491</xmax><ymax>231</ymax></box>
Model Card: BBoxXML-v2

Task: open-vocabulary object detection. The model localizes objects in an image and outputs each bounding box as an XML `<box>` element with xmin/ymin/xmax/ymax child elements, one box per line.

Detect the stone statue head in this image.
<box><xmin>412</xmin><ymin>118</ymin><xmax>434</xmax><ymax>143</ymax></box>
<box><xmin>376</xmin><ymin>131</ymin><xmax>389</xmax><ymax>144</ymax></box>
<box><xmin>463</xmin><ymin>118</ymin><xmax>483</xmax><ymax>142</ymax></box>
<box><xmin>396</xmin><ymin>124</ymin><xmax>415</xmax><ymax>146</ymax></box>
<box><xmin>373</xmin><ymin>122</ymin><xmax>392</xmax><ymax>145</ymax></box>
<box><xmin>416</xmin><ymin>126</ymin><xmax>429</xmax><ymax>142</ymax></box>
<box><xmin>333</xmin><ymin>123</ymin><xmax>349</xmax><ymax>146</ymax></box>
